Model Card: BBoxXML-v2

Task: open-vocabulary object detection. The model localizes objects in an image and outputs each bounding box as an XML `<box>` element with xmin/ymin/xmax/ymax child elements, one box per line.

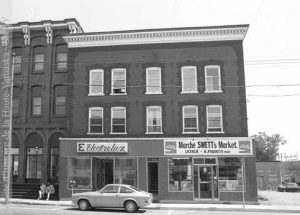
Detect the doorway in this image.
<box><xmin>93</xmin><ymin>158</ymin><xmax>114</xmax><ymax>190</ymax></box>
<box><xmin>148</xmin><ymin>161</ymin><xmax>158</xmax><ymax>195</ymax></box>
<box><xmin>193</xmin><ymin>166</ymin><xmax>218</xmax><ymax>200</ymax></box>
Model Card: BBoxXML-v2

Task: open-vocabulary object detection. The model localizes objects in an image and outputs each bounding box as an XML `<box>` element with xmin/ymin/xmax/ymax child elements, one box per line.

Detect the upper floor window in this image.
<box><xmin>89</xmin><ymin>69</ymin><xmax>104</xmax><ymax>95</ymax></box>
<box><xmin>56</xmin><ymin>45</ymin><xmax>68</xmax><ymax>71</ymax></box>
<box><xmin>182</xmin><ymin>106</ymin><xmax>199</xmax><ymax>133</ymax></box>
<box><xmin>146</xmin><ymin>106</ymin><xmax>162</xmax><ymax>134</ymax></box>
<box><xmin>31</xmin><ymin>86</ymin><xmax>42</xmax><ymax>116</ymax></box>
<box><xmin>111</xmin><ymin>68</ymin><xmax>126</xmax><ymax>95</ymax></box>
<box><xmin>206</xmin><ymin>105</ymin><xmax>223</xmax><ymax>133</ymax></box>
<box><xmin>205</xmin><ymin>65</ymin><xmax>222</xmax><ymax>92</ymax></box>
<box><xmin>54</xmin><ymin>86</ymin><xmax>66</xmax><ymax>116</ymax></box>
<box><xmin>111</xmin><ymin>107</ymin><xmax>126</xmax><ymax>134</ymax></box>
<box><xmin>33</xmin><ymin>46</ymin><xmax>44</xmax><ymax>73</ymax></box>
<box><xmin>12</xmin><ymin>48</ymin><xmax>22</xmax><ymax>74</ymax></box>
<box><xmin>146</xmin><ymin>67</ymin><xmax>162</xmax><ymax>94</ymax></box>
<box><xmin>88</xmin><ymin>107</ymin><xmax>103</xmax><ymax>134</ymax></box>
<box><xmin>181</xmin><ymin>66</ymin><xmax>198</xmax><ymax>93</ymax></box>
<box><xmin>12</xmin><ymin>86</ymin><xmax>21</xmax><ymax>116</ymax></box>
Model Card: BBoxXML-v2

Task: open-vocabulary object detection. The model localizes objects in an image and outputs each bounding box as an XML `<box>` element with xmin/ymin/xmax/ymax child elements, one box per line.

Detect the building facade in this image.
<box><xmin>10</xmin><ymin>19</ymin><xmax>82</xmax><ymax>185</ymax></box>
<box><xmin>59</xmin><ymin>25</ymin><xmax>257</xmax><ymax>202</ymax></box>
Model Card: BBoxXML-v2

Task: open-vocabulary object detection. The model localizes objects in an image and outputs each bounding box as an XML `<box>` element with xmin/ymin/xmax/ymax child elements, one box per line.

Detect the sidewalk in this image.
<box><xmin>1</xmin><ymin>198</ymin><xmax>300</xmax><ymax>213</ymax></box>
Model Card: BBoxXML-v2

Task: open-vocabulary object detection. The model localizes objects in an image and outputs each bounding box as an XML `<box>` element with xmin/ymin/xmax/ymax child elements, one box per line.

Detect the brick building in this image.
<box><xmin>10</xmin><ymin>19</ymin><xmax>82</xmax><ymax>189</ymax></box>
<box><xmin>59</xmin><ymin>24</ymin><xmax>257</xmax><ymax>202</ymax></box>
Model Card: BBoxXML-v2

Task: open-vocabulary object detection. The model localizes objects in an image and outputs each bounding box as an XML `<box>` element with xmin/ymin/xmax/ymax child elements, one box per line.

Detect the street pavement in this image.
<box><xmin>1</xmin><ymin>197</ymin><xmax>300</xmax><ymax>213</ymax></box>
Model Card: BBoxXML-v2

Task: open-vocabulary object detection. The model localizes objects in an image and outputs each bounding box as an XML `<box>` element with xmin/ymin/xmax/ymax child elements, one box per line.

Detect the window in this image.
<box><xmin>146</xmin><ymin>106</ymin><xmax>162</xmax><ymax>133</ymax></box>
<box><xmin>102</xmin><ymin>185</ymin><xmax>119</xmax><ymax>193</ymax></box>
<box><xmin>11</xmin><ymin>148</ymin><xmax>19</xmax><ymax>179</ymax></box>
<box><xmin>56</xmin><ymin>45</ymin><xmax>68</xmax><ymax>71</ymax></box>
<box><xmin>182</xmin><ymin>106</ymin><xmax>199</xmax><ymax>133</ymax></box>
<box><xmin>54</xmin><ymin>86</ymin><xmax>66</xmax><ymax>116</ymax></box>
<box><xmin>146</xmin><ymin>67</ymin><xmax>162</xmax><ymax>94</ymax></box>
<box><xmin>111</xmin><ymin>68</ymin><xmax>126</xmax><ymax>94</ymax></box>
<box><xmin>31</xmin><ymin>86</ymin><xmax>42</xmax><ymax>116</ymax></box>
<box><xmin>181</xmin><ymin>66</ymin><xmax>198</xmax><ymax>93</ymax></box>
<box><xmin>33</xmin><ymin>46</ymin><xmax>44</xmax><ymax>73</ymax></box>
<box><xmin>68</xmin><ymin>158</ymin><xmax>92</xmax><ymax>189</ymax></box>
<box><xmin>50</xmin><ymin>148</ymin><xmax>59</xmax><ymax>181</ymax></box>
<box><xmin>206</xmin><ymin>105</ymin><xmax>223</xmax><ymax>133</ymax></box>
<box><xmin>89</xmin><ymin>69</ymin><xmax>104</xmax><ymax>95</ymax></box>
<box><xmin>13</xmin><ymin>86</ymin><xmax>21</xmax><ymax>116</ymax></box>
<box><xmin>89</xmin><ymin>107</ymin><xmax>103</xmax><ymax>134</ymax></box>
<box><xmin>120</xmin><ymin>186</ymin><xmax>134</xmax><ymax>193</ymax></box>
<box><xmin>111</xmin><ymin>107</ymin><xmax>126</xmax><ymax>134</ymax></box>
<box><xmin>169</xmin><ymin>158</ymin><xmax>193</xmax><ymax>191</ymax></box>
<box><xmin>219</xmin><ymin>158</ymin><xmax>243</xmax><ymax>191</ymax></box>
<box><xmin>114</xmin><ymin>158</ymin><xmax>137</xmax><ymax>186</ymax></box>
<box><xmin>205</xmin><ymin>65</ymin><xmax>222</xmax><ymax>92</ymax></box>
<box><xmin>12</xmin><ymin>48</ymin><xmax>22</xmax><ymax>74</ymax></box>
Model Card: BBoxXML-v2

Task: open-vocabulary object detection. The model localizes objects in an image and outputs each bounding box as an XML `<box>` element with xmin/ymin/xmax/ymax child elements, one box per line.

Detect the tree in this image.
<box><xmin>252</xmin><ymin>132</ymin><xmax>287</xmax><ymax>161</ymax></box>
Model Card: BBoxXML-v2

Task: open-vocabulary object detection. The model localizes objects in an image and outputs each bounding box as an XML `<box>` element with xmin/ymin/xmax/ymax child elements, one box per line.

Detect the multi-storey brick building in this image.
<box><xmin>59</xmin><ymin>25</ymin><xmax>257</xmax><ymax>202</ymax></box>
<box><xmin>10</xmin><ymin>19</ymin><xmax>82</xmax><ymax>189</ymax></box>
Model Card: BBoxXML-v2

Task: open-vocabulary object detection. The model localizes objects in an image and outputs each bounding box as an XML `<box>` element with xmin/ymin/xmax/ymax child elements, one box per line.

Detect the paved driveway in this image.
<box><xmin>258</xmin><ymin>190</ymin><xmax>300</xmax><ymax>206</ymax></box>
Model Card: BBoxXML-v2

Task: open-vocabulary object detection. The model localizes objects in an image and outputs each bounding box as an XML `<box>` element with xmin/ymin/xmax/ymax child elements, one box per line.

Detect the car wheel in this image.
<box><xmin>78</xmin><ymin>199</ymin><xmax>90</xmax><ymax>211</ymax></box>
<box><xmin>125</xmin><ymin>200</ymin><xmax>137</xmax><ymax>213</ymax></box>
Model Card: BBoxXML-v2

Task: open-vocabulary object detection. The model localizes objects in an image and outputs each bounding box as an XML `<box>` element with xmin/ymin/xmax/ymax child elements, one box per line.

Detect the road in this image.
<box><xmin>0</xmin><ymin>204</ymin><xmax>298</xmax><ymax>215</ymax></box>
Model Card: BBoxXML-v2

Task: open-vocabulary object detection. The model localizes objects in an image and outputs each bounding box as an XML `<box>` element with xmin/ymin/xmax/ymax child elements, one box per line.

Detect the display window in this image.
<box><xmin>168</xmin><ymin>158</ymin><xmax>193</xmax><ymax>191</ymax></box>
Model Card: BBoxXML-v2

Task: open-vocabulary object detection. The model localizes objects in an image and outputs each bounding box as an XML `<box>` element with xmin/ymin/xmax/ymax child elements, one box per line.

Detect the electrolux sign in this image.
<box><xmin>164</xmin><ymin>138</ymin><xmax>253</xmax><ymax>156</ymax></box>
<box><xmin>77</xmin><ymin>142</ymin><xmax>128</xmax><ymax>153</ymax></box>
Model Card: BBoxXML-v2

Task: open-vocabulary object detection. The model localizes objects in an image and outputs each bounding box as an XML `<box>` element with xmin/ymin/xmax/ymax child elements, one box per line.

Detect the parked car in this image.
<box><xmin>72</xmin><ymin>184</ymin><xmax>153</xmax><ymax>212</ymax></box>
<box><xmin>277</xmin><ymin>182</ymin><xmax>300</xmax><ymax>192</ymax></box>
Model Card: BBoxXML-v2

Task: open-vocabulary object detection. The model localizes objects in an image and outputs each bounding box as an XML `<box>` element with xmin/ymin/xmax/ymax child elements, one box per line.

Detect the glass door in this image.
<box><xmin>193</xmin><ymin>166</ymin><xmax>218</xmax><ymax>200</ymax></box>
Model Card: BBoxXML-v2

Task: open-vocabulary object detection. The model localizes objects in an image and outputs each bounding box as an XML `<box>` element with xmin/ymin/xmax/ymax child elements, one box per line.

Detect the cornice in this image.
<box><xmin>63</xmin><ymin>25</ymin><xmax>249</xmax><ymax>48</ymax></box>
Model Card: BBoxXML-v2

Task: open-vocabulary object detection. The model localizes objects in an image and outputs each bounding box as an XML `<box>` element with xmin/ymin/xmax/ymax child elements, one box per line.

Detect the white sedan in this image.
<box><xmin>72</xmin><ymin>184</ymin><xmax>153</xmax><ymax>213</ymax></box>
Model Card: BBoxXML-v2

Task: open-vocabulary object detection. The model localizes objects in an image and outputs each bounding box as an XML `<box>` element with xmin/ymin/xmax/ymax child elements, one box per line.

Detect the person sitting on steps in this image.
<box><xmin>45</xmin><ymin>179</ymin><xmax>55</xmax><ymax>201</ymax></box>
<box><xmin>38</xmin><ymin>182</ymin><xmax>46</xmax><ymax>200</ymax></box>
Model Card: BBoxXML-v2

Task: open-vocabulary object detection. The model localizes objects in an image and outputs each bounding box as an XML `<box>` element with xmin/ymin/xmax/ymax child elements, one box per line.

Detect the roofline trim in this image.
<box><xmin>63</xmin><ymin>25</ymin><xmax>249</xmax><ymax>47</ymax></box>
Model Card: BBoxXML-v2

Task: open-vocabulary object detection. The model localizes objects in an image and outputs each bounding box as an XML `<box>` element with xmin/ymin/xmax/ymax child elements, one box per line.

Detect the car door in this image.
<box><xmin>94</xmin><ymin>185</ymin><xmax>120</xmax><ymax>207</ymax></box>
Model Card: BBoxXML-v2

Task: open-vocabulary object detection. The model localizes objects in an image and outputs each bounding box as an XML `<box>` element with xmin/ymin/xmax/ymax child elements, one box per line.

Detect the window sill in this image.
<box><xmin>88</xmin><ymin>93</ymin><xmax>104</xmax><ymax>96</ymax></box>
<box><xmin>182</xmin><ymin>132</ymin><xmax>200</xmax><ymax>134</ymax></box>
<box><xmin>204</xmin><ymin>90</ymin><xmax>223</xmax><ymax>93</ymax></box>
<box><xmin>109</xmin><ymin>132</ymin><xmax>127</xmax><ymax>135</ymax></box>
<box><xmin>32</xmin><ymin>71</ymin><xmax>44</xmax><ymax>74</ymax></box>
<box><xmin>110</xmin><ymin>93</ymin><xmax>127</xmax><ymax>95</ymax></box>
<box><xmin>31</xmin><ymin>115</ymin><xmax>42</xmax><ymax>118</ymax></box>
<box><xmin>87</xmin><ymin>132</ymin><xmax>104</xmax><ymax>135</ymax></box>
<box><xmin>206</xmin><ymin>131</ymin><xmax>225</xmax><ymax>134</ymax></box>
<box><xmin>181</xmin><ymin>91</ymin><xmax>199</xmax><ymax>94</ymax></box>
<box><xmin>53</xmin><ymin>115</ymin><xmax>66</xmax><ymax>118</ymax></box>
<box><xmin>145</xmin><ymin>132</ymin><xmax>163</xmax><ymax>135</ymax></box>
<box><xmin>145</xmin><ymin>92</ymin><xmax>163</xmax><ymax>95</ymax></box>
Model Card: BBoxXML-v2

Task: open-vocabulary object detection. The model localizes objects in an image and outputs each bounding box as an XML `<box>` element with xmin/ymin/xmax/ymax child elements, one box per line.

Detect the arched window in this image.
<box><xmin>55</xmin><ymin>45</ymin><xmax>68</xmax><ymax>71</ymax></box>
<box><xmin>13</xmin><ymin>86</ymin><xmax>21</xmax><ymax>116</ymax></box>
<box><xmin>33</xmin><ymin>46</ymin><xmax>45</xmax><ymax>73</ymax></box>
<box><xmin>12</xmin><ymin>47</ymin><xmax>22</xmax><ymax>74</ymax></box>
<box><xmin>54</xmin><ymin>85</ymin><xmax>66</xmax><ymax>116</ymax></box>
<box><xmin>31</xmin><ymin>86</ymin><xmax>42</xmax><ymax>116</ymax></box>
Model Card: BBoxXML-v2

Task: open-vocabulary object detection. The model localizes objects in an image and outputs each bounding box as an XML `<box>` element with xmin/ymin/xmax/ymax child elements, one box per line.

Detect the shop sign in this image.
<box><xmin>77</xmin><ymin>142</ymin><xmax>128</xmax><ymax>153</ymax></box>
<box><xmin>164</xmin><ymin>138</ymin><xmax>253</xmax><ymax>156</ymax></box>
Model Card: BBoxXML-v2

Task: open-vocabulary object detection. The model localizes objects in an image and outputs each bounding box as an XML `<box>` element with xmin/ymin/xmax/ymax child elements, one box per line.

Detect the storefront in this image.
<box><xmin>59</xmin><ymin>137</ymin><xmax>257</xmax><ymax>202</ymax></box>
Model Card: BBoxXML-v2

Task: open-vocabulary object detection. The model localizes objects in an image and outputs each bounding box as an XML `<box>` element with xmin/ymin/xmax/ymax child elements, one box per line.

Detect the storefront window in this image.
<box><xmin>218</xmin><ymin>157</ymin><xmax>243</xmax><ymax>191</ymax></box>
<box><xmin>50</xmin><ymin>148</ymin><xmax>59</xmax><ymax>182</ymax></box>
<box><xmin>68</xmin><ymin>158</ymin><xmax>92</xmax><ymax>189</ymax></box>
<box><xmin>114</xmin><ymin>158</ymin><xmax>137</xmax><ymax>186</ymax></box>
<box><xmin>169</xmin><ymin>158</ymin><xmax>193</xmax><ymax>191</ymax></box>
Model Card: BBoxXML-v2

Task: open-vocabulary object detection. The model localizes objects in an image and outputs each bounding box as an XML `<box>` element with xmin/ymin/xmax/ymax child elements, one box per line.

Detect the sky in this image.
<box><xmin>2</xmin><ymin>0</ymin><xmax>300</xmax><ymax>157</ymax></box>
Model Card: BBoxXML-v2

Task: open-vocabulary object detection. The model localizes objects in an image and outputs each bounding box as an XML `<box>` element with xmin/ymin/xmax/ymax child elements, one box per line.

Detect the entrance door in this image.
<box><xmin>148</xmin><ymin>162</ymin><xmax>158</xmax><ymax>195</ymax></box>
<box><xmin>93</xmin><ymin>158</ymin><xmax>114</xmax><ymax>190</ymax></box>
<box><xmin>193</xmin><ymin>166</ymin><xmax>218</xmax><ymax>199</ymax></box>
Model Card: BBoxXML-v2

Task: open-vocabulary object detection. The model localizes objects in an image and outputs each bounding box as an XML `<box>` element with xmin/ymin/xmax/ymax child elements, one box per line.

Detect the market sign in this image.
<box><xmin>77</xmin><ymin>142</ymin><xmax>128</xmax><ymax>153</ymax></box>
<box><xmin>164</xmin><ymin>138</ymin><xmax>253</xmax><ymax>156</ymax></box>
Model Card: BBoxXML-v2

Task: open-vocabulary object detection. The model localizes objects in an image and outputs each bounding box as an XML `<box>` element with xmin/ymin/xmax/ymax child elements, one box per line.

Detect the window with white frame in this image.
<box><xmin>88</xmin><ymin>107</ymin><xmax>103</xmax><ymax>134</ymax></box>
<box><xmin>146</xmin><ymin>67</ymin><xmax>162</xmax><ymax>94</ymax></box>
<box><xmin>205</xmin><ymin>65</ymin><xmax>222</xmax><ymax>92</ymax></box>
<box><xmin>182</xmin><ymin>106</ymin><xmax>199</xmax><ymax>133</ymax></box>
<box><xmin>111</xmin><ymin>107</ymin><xmax>126</xmax><ymax>134</ymax></box>
<box><xmin>181</xmin><ymin>66</ymin><xmax>198</xmax><ymax>93</ymax></box>
<box><xmin>146</xmin><ymin>106</ymin><xmax>162</xmax><ymax>133</ymax></box>
<box><xmin>206</xmin><ymin>105</ymin><xmax>223</xmax><ymax>133</ymax></box>
<box><xmin>89</xmin><ymin>69</ymin><xmax>104</xmax><ymax>95</ymax></box>
<box><xmin>111</xmin><ymin>68</ymin><xmax>126</xmax><ymax>94</ymax></box>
